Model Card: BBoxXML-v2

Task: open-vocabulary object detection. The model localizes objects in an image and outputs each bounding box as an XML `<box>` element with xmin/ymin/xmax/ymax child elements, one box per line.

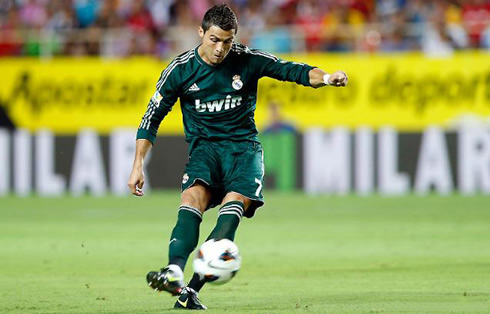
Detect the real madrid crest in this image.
<box><xmin>232</xmin><ymin>74</ymin><xmax>243</xmax><ymax>90</ymax></box>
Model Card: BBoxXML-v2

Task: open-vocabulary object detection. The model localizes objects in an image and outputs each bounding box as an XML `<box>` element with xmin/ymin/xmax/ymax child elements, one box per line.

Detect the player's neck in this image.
<box><xmin>197</xmin><ymin>45</ymin><xmax>216</xmax><ymax>66</ymax></box>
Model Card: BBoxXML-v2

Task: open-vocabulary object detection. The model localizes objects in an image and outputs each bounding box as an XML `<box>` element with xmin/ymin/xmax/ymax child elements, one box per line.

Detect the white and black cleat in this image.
<box><xmin>146</xmin><ymin>264</ymin><xmax>184</xmax><ymax>296</ymax></box>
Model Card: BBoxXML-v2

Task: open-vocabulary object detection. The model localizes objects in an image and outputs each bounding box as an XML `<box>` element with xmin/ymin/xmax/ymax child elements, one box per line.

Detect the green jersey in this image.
<box><xmin>137</xmin><ymin>43</ymin><xmax>314</xmax><ymax>151</ymax></box>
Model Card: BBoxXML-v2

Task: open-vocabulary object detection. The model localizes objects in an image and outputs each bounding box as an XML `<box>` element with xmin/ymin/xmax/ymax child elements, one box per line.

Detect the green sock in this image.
<box><xmin>206</xmin><ymin>201</ymin><xmax>244</xmax><ymax>242</ymax></box>
<box><xmin>168</xmin><ymin>205</ymin><xmax>202</xmax><ymax>270</ymax></box>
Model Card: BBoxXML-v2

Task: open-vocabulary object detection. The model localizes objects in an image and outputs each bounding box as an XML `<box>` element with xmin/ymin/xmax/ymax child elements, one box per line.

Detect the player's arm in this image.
<box><xmin>128</xmin><ymin>60</ymin><xmax>181</xmax><ymax>196</ymax></box>
<box><xmin>128</xmin><ymin>139</ymin><xmax>152</xmax><ymax>196</ymax></box>
<box><xmin>252</xmin><ymin>49</ymin><xmax>347</xmax><ymax>88</ymax></box>
<box><xmin>309</xmin><ymin>67</ymin><xmax>348</xmax><ymax>88</ymax></box>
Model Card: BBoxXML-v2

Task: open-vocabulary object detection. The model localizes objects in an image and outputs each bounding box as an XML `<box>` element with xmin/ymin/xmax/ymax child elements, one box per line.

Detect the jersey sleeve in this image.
<box><xmin>251</xmin><ymin>49</ymin><xmax>315</xmax><ymax>86</ymax></box>
<box><xmin>136</xmin><ymin>63</ymin><xmax>181</xmax><ymax>144</ymax></box>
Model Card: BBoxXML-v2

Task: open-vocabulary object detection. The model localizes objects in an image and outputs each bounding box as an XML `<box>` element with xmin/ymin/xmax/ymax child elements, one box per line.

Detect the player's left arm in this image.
<box><xmin>309</xmin><ymin>67</ymin><xmax>348</xmax><ymax>88</ymax></box>
<box><xmin>251</xmin><ymin>49</ymin><xmax>347</xmax><ymax>88</ymax></box>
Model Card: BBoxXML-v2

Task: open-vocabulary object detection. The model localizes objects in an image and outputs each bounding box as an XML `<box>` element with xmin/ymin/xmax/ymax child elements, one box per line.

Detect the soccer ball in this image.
<box><xmin>193</xmin><ymin>238</ymin><xmax>241</xmax><ymax>285</ymax></box>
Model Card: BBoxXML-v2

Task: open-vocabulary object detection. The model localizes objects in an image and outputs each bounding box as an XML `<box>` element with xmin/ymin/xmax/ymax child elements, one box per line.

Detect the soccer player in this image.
<box><xmin>127</xmin><ymin>4</ymin><xmax>347</xmax><ymax>310</ymax></box>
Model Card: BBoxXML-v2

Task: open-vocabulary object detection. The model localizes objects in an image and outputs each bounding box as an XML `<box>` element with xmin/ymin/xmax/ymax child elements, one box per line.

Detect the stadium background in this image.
<box><xmin>1</xmin><ymin>0</ymin><xmax>489</xmax><ymax>313</ymax></box>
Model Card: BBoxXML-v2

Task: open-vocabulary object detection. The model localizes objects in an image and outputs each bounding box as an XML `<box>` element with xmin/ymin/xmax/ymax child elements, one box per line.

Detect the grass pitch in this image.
<box><xmin>1</xmin><ymin>192</ymin><xmax>489</xmax><ymax>313</ymax></box>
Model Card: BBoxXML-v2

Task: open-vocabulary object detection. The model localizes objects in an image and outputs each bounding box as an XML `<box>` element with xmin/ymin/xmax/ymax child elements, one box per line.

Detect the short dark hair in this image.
<box><xmin>201</xmin><ymin>4</ymin><xmax>238</xmax><ymax>34</ymax></box>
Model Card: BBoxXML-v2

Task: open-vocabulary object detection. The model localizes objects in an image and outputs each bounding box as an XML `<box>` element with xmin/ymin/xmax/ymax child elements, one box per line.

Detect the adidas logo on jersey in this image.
<box><xmin>195</xmin><ymin>95</ymin><xmax>242</xmax><ymax>113</ymax></box>
<box><xmin>188</xmin><ymin>83</ymin><xmax>200</xmax><ymax>92</ymax></box>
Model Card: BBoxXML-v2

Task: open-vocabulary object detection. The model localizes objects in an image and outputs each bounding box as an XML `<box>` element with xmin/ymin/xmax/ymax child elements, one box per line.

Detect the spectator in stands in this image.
<box><xmin>127</xmin><ymin>0</ymin><xmax>155</xmax><ymax>32</ymax></box>
<box><xmin>19</xmin><ymin>0</ymin><xmax>46</xmax><ymax>28</ymax></box>
<box><xmin>166</xmin><ymin>0</ymin><xmax>201</xmax><ymax>52</ymax></box>
<box><xmin>241</xmin><ymin>0</ymin><xmax>266</xmax><ymax>33</ymax></box>
<box><xmin>294</xmin><ymin>0</ymin><xmax>327</xmax><ymax>51</ymax></box>
<box><xmin>376</xmin><ymin>0</ymin><xmax>405</xmax><ymax>19</ymax></box>
<box><xmin>249</xmin><ymin>9</ymin><xmax>293</xmax><ymax>53</ymax></box>
<box><xmin>1</xmin><ymin>0</ymin><xmax>489</xmax><ymax>57</ymax></box>
<box><xmin>73</xmin><ymin>0</ymin><xmax>99</xmax><ymax>28</ymax></box>
<box><xmin>45</xmin><ymin>0</ymin><xmax>80</xmax><ymax>32</ymax></box>
<box><xmin>95</xmin><ymin>0</ymin><xmax>122</xmax><ymax>29</ymax></box>
<box><xmin>461</xmin><ymin>0</ymin><xmax>490</xmax><ymax>48</ymax></box>
<box><xmin>422</xmin><ymin>14</ymin><xmax>459</xmax><ymax>57</ymax></box>
<box><xmin>481</xmin><ymin>19</ymin><xmax>490</xmax><ymax>49</ymax></box>
<box><xmin>147</xmin><ymin>0</ymin><xmax>174</xmax><ymax>28</ymax></box>
<box><xmin>322</xmin><ymin>6</ymin><xmax>352</xmax><ymax>52</ymax></box>
<box><xmin>380</xmin><ymin>27</ymin><xmax>413</xmax><ymax>51</ymax></box>
<box><xmin>0</xmin><ymin>6</ymin><xmax>22</xmax><ymax>56</ymax></box>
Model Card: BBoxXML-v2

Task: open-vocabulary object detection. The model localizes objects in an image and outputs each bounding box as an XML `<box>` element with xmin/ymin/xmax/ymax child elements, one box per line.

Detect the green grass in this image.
<box><xmin>1</xmin><ymin>192</ymin><xmax>489</xmax><ymax>313</ymax></box>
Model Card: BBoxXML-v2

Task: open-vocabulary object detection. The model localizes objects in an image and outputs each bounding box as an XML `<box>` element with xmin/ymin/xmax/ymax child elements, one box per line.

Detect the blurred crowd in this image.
<box><xmin>0</xmin><ymin>0</ymin><xmax>490</xmax><ymax>58</ymax></box>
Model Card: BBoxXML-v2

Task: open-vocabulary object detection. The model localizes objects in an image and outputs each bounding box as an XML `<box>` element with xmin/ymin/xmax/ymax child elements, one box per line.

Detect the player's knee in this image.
<box><xmin>222</xmin><ymin>192</ymin><xmax>252</xmax><ymax>210</ymax></box>
<box><xmin>181</xmin><ymin>184</ymin><xmax>211</xmax><ymax>212</ymax></box>
<box><xmin>181</xmin><ymin>192</ymin><xmax>204</xmax><ymax>212</ymax></box>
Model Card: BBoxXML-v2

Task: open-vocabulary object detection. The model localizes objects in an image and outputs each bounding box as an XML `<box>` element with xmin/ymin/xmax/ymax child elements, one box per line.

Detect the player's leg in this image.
<box><xmin>186</xmin><ymin>141</ymin><xmax>265</xmax><ymax>295</ymax></box>
<box><xmin>147</xmin><ymin>183</ymin><xmax>212</xmax><ymax>296</ymax></box>
<box><xmin>206</xmin><ymin>192</ymin><xmax>251</xmax><ymax>241</ymax></box>
<box><xmin>178</xmin><ymin>192</ymin><xmax>252</xmax><ymax>309</ymax></box>
<box><xmin>149</xmin><ymin>141</ymin><xmax>219</xmax><ymax>309</ymax></box>
<box><xmin>169</xmin><ymin>183</ymin><xmax>211</xmax><ymax>270</ymax></box>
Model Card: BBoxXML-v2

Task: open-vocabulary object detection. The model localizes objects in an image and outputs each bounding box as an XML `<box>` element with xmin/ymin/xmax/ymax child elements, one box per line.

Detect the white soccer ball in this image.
<box><xmin>193</xmin><ymin>238</ymin><xmax>241</xmax><ymax>285</ymax></box>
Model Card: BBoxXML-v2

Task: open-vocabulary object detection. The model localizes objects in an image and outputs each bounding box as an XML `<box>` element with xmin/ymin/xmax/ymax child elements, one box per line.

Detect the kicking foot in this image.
<box><xmin>146</xmin><ymin>264</ymin><xmax>184</xmax><ymax>296</ymax></box>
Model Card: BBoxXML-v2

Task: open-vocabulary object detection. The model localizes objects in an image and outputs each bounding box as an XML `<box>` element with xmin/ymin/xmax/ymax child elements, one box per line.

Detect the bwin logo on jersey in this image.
<box><xmin>195</xmin><ymin>95</ymin><xmax>242</xmax><ymax>113</ymax></box>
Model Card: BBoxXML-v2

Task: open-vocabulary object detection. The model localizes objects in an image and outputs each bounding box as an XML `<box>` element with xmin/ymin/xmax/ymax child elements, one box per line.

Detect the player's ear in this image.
<box><xmin>198</xmin><ymin>27</ymin><xmax>204</xmax><ymax>39</ymax></box>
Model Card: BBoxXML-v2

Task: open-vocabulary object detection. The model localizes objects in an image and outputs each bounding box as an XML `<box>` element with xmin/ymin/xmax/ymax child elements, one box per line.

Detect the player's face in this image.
<box><xmin>198</xmin><ymin>25</ymin><xmax>235</xmax><ymax>65</ymax></box>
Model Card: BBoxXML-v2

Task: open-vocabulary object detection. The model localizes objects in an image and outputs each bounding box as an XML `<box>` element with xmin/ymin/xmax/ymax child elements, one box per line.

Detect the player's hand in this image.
<box><xmin>127</xmin><ymin>165</ymin><xmax>145</xmax><ymax>196</ymax></box>
<box><xmin>328</xmin><ymin>71</ymin><xmax>348</xmax><ymax>87</ymax></box>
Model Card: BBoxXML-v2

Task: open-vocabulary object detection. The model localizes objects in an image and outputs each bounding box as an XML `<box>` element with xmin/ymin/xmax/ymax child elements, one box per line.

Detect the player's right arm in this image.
<box><xmin>128</xmin><ymin>55</ymin><xmax>184</xmax><ymax>196</ymax></box>
<box><xmin>128</xmin><ymin>139</ymin><xmax>152</xmax><ymax>196</ymax></box>
<box><xmin>136</xmin><ymin>68</ymin><xmax>181</xmax><ymax>145</ymax></box>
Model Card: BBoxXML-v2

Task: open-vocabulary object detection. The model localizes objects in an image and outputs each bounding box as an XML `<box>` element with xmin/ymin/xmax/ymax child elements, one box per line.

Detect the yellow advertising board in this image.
<box><xmin>0</xmin><ymin>52</ymin><xmax>489</xmax><ymax>134</ymax></box>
